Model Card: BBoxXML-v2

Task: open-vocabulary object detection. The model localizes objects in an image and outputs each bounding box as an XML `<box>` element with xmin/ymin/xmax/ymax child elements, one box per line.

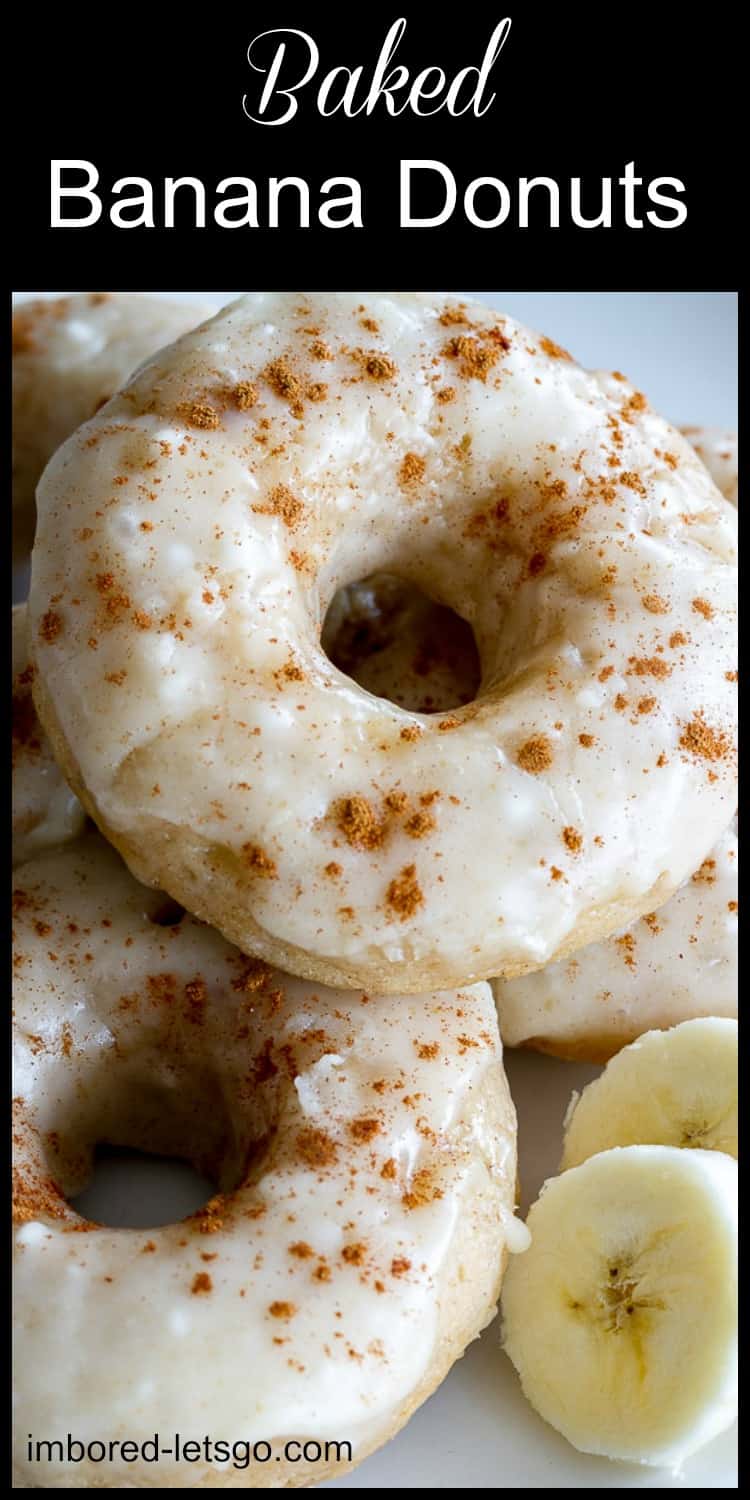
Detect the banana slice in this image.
<box><xmin>501</xmin><ymin>1146</ymin><xmax>737</xmax><ymax>1470</ymax></box>
<box><xmin>562</xmin><ymin>1018</ymin><xmax>738</xmax><ymax>1170</ymax></box>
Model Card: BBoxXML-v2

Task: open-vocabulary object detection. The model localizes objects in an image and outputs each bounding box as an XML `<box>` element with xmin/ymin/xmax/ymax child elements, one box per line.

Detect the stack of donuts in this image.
<box><xmin>12</xmin><ymin>292</ymin><xmax>738</xmax><ymax>1488</ymax></box>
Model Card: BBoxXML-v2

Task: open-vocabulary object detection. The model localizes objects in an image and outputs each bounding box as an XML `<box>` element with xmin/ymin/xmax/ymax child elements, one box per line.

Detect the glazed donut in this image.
<box><xmin>30</xmin><ymin>292</ymin><xmax>737</xmax><ymax>993</ymax></box>
<box><xmin>492</xmin><ymin>420</ymin><xmax>739</xmax><ymax>1059</ymax></box>
<box><xmin>12</xmin><ymin>604</ymin><xmax>85</xmax><ymax>867</ymax></box>
<box><xmin>493</xmin><ymin>820</ymin><xmax>737</xmax><ymax>1061</ymax></box>
<box><xmin>681</xmin><ymin>427</ymin><xmax>738</xmax><ymax>507</ymax></box>
<box><xmin>12</xmin><ymin>293</ymin><xmax>214</xmax><ymax>557</ymax></box>
<box><xmin>13</xmin><ymin>833</ymin><xmax>519</xmax><ymax>1489</ymax></box>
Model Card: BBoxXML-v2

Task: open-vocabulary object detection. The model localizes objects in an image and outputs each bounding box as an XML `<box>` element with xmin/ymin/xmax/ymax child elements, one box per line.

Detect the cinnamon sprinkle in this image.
<box><xmin>538</xmin><ymin>335</ymin><xmax>572</xmax><ymax>360</ymax></box>
<box><xmin>386</xmin><ymin>865</ymin><xmax>424</xmax><ymax>921</ymax></box>
<box><xmin>252</xmin><ymin>484</ymin><xmax>304</xmax><ymax>530</ymax></box>
<box><xmin>679</xmin><ymin>715</ymin><xmax>731</xmax><ymax>762</ymax></box>
<box><xmin>241</xmin><ymin>844</ymin><xmax>277</xmax><ymax>878</ymax></box>
<box><xmin>398</xmin><ymin>452</ymin><xmax>426</xmax><ymax>489</ymax></box>
<box><xmin>516</xmin><ymin>734</ymin><xmax>553</xmax><ymax>774</ymax></box>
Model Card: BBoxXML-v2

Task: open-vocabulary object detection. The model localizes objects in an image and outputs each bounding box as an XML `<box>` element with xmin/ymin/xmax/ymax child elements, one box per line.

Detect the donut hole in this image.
<box><xmin>322</xmin><ymin>572</ymin><xmax>481</xmax><ymax>713</ymax></box>
<box><xmin>71</xmin><ymin>1145</ymin><xmax>214</xmax><ymax>1229</ymax></box>
<box><xmin>53</xmin><ymin>1062</ymin><xmax>273</xmax><ymax>1231</ymax></box>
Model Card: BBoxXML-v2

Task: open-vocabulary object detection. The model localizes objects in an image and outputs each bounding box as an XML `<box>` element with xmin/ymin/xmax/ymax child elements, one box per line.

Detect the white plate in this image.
<box><xmin>13</xmin><ymin>291</ymin><xmax>738</xmax><ymax>1488</ymax></box>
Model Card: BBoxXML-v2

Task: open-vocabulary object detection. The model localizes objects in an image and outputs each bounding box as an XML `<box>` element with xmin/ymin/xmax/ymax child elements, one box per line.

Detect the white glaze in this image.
<box><xmin>494</xmin><ymin>823</ymin><xmax>738</xmax><ymax>1059</ymax></box>
<box><xmin>681</xmin><ymin>427</ymin><xmax>737</xmax><ymax>507</ymax></box>
<box><xmin>12</xmin><ymin>605</ymin><xmax>85</xmax><ymax>866</ymax></box>
<box><xmin>30</xmin><ymin>293</ymin><xmax>738</xmax><ymax>990</ymax></box>
<box><xmin>12</xmin><ymin>293</ymin><xmax>215</xmax><ymax>552</ymax></box>
<box><xmin>13</xmin><ymin>835</ymin><xmax>518</xmax><ymax>1487</ymax></box>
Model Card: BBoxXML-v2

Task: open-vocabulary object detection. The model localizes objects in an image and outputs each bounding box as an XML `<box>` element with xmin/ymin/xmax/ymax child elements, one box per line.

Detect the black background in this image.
<box><xmin>8</xmin><ymin>8</ymin><xmax>741</xmax><ymax>291</ymax></box>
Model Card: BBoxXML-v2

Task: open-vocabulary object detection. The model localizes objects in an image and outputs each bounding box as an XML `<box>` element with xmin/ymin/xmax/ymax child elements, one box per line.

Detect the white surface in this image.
<box><xmin>15</xmin><ymin>291</ymin><xmax>738</xmax><ymax>1488</ymax></box>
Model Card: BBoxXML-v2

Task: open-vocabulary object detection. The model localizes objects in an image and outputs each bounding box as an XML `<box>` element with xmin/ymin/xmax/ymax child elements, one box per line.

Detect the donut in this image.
<box><xmin>30</xmin><ymin>292</ymin><xmax>737</xmax><ymax>994</ymax></box>
<box><xmin>491</xmin><ymin>421</ymin><xmax>738</xmax><ymax>1060</ymax></box>
<box><xmin>681</xmin><ymin>427</ymin><xmax>738</xmax><ymax>507</ymax></box>
<box><xmin>493</xmin><ymin>820</ymin><xmax>738</xmax><ymax>1061</ymax></box>
<box><xmin>13</xmin><ymin>834</ymin><xmax>519</xmax><ymax>1489</ymax></box>
<box><xmin>12</xmin><ymin>293</ymin><xmax>213</xmax><ymax>557</ymax></box>
<box><xmin>12</xmin><ymin>604</ymin><xmax>85</xmax><ymax>868</ymax></box>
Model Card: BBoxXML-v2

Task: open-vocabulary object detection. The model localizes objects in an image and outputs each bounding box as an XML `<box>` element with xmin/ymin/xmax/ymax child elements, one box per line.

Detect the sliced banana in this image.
<box><xmin>562</xmin><ymin>1018</ymin><xmax>738</xmax><ymax>1170</ymax></box>
<box><xmin>501</xmin><ymin>1146</ymin><xmax>737</xmax><ymax>1470</ymax></box>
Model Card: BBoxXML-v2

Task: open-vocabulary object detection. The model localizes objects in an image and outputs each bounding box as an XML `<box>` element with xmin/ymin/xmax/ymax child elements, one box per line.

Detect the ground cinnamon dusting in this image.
<box><xmin>678</xmin><ymin>715</ymin><xmax>731</xmax><ymax>762</ymax></box>
<box><xmin>334</xmin><ymin>795</ymin><xmax>385</xmax><ymax>851</ymax></box>
<box><xmin>12</xmin><ymin>1167</ymin><xmax>69</xmax><ymax>1225</ymax></box>
<box><xmin>443</xmin><ymin>333</ymin><xmax>508</xmax><ymax>381</ymax></box>
<box><xmin>402</xmin><ymin>1167</ymin><xmax>442</xmax><ymax>1210</ymax></box>
<box><xmin>263</xmin><ymin>357</ymin><xmax>306</xmax><ymax>415</ymax></box>
<box><xmin>578</xmin><ymin>733</ymin><xmax>596</xmax><ymax>747</ymax></box>
<box><xmin>398</xmin><ymin>452</ymin><xmax>426</xmax><ymax>488</ymax></box>
<box><xmin>233</xmin><ymin>381</ymin><xmax>259</xmax><ymax>410</ymax></box>
<box><xmin>39</xmin><ymin>610</ymin><xmax>63</xmax><ymax>644</ymax></box>
<box><xmin>269</xmin><ymin>1301</ymin><xmax>297</xmax><ymax>1320</ymax></box>
<box><xmin>516</xmin><ymin>734</ymin><xmax>553</xmax><ymax>774</ymax></box>
<box><xmin>439</xmin><ymin>306</ymin><xmax>470</xmax><ymax>326</ymax></box>
<box><xmin>692</xmin><ymin>597</ymin><xmax>715</xmax><ymax>620</ymax></box>
<box><xmin>391</xmin><ymin>1257</ymin><xmax>411</xmax><ymax>1276</ymax></box>
<box><xmin>404</xmin><ymin>810</ymin><xmax>436</xmax><ymax>839</ymax></box>
<box><xmin>183</xmin><ymin>402</ymin><xmax>220</xmax><ymax>431</ymax></box>
<box><xmin>642</xmin><ymin>593</ymin><xmax>669</xmax><ymax>614</ymax></box>
<box><xmin>538</xmin><ymin>335</ymin><xmax>572</xmax><ymax>360</ymax></box>
<box><xmin>296</xmin><ymin>1128</ymin><xmax>338</xmax><ymax>1167</ymax></box>
<box><xmin>289</xmin><ymin>1241</ymin><xmax>314</xmax><ymax>1259</ymax></box>
<box><xmin>349</xmin><ymin>348</ymin><xmax>397</xmax><ymax>380</ymax></box>
<box><xmin>386</xmin><ymin>865</ymin><xmax>424</xmax><ymax>921</ymax></box>
<box><xmin>252</xmin><ymin>484</ymin><xmax>304</xmax><ymax>529</ymax></box>
<box><xmin>562</xmin><ymin>827</ymin><xmax>582</xmax><ymax>853</ymax></box>
<box><xmin>349</xmin><ymin>1118</ymin><xmax>381</xmax><ymax>1143</ymax></box>
<box><xmin>242</xmin><ymin>843</ymin><xmax>277</xmax><ymax>878</ymax></box>
<box><xmin>628</xmin><ymin>656</ymin><xmax>671</xmax><ymax>679</ymax></box>
<box><xmin>191</xmin><ymin>1272</ymin><xmax>213</xmax><ymax>1295</ymax></box>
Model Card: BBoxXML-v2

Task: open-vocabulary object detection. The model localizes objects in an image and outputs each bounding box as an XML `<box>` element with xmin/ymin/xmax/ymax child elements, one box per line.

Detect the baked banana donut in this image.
<box><xmin>492</xmin><ymin>423</ymin><xmax>738</xmax><ymax>1059</ymax></box>
<box><xmin>12</xmin><ymin>604</ymin><xmax>85</xmax><ymax>867</ymax></box>
<box><xmin>12</xmin><ymin>293</ymin><xmax>213</xmax><ymax>558</ymax></box>
<box><xmin>30</xmin><ymin>293</ymin><xmax>737</xmax><ymax>993</ymax></box>
<box><xmin>493</xmin><ymin>821</ymin><xmax>737</xmax><ymax>1061</ymax></box>
<box><xmin>13</xmin><ymin>834</ymin><xmax>520</xmax><ymax>1489</ymax></box>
